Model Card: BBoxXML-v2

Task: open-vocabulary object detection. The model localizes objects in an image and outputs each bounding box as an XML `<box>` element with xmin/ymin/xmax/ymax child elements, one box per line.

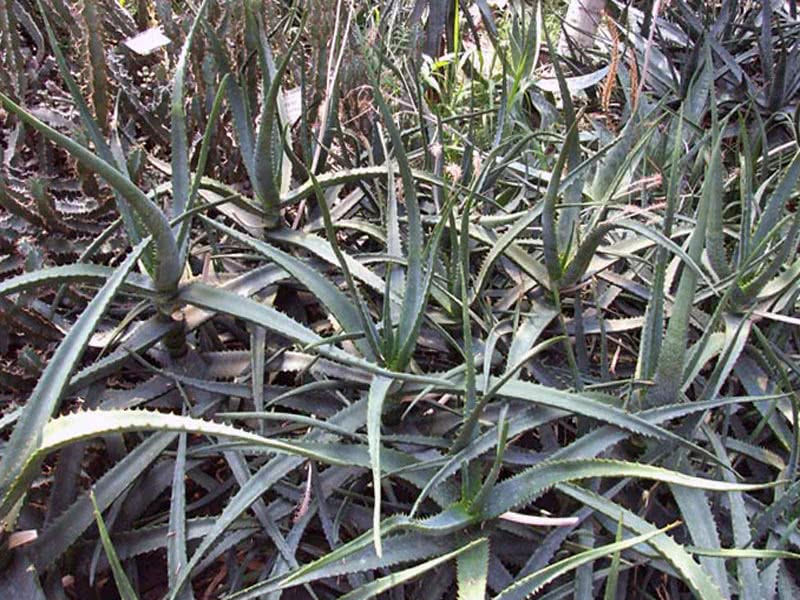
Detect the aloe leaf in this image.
<box><xmin>368</xmin><ymin>375</ymin><xmax>393</xmax><ymax>556</ymax></box>
<box><xmin>455</xmin><ymin>338</ymin><xmax>563</xmax><ymax>455</ymax></box>
<box><xmin>483</xmin><ymin>459</ymin><xmax>775</xmax><ymax>521</ymax></box>
<box><xmin>178</xmin><ymin>283</ymin><xmax>450</xmax><ymax>386</ymax></box>
<box><xmin>265</xmin><ymin>227</ymin><xmax>391</xmax><ymax>305</ymax></box>
<box><xmin>466</xmin><ymin>408</ymin><xmax>509</xmax><ymax>514</ymax></box>
<box><xmin>280</xmin><ymin>165</ymin><xmax>441</xmax><ymax>207</ymax></box>
<box><xmin>738</xmin><ymin>214</ymin><xmax>800</xmax><ymax>307</ymax></box>
<box><xmin>696</xmin><ymin>315</ymin><xmax>753</xmax><ymax>405</ymax></box>
<box><xmin>30</xmin><ymin>432</ymin><xmax>177</xmax><ymax>569</ymax></box>
<box><xmin>409</xmin><ymin>406</ymin><xmax>551</xmax><ymax>519</ymax></box>
<box><xmin>340</xmin><ymin>538</ymin><xmax>488</xmax><ymax>600</ymax></box>
<box><xmin>704</xmin><ymin>427</ymin><xmax>763</xmax><ymax>599</ymax></box>
<box><xmin>206</xmin><ymin>17</ymin><xmax>256</xmax><ymax>178</ymax></box>
<box><xmin>705</xmin><ymin>117</ymin><xmax>730</xmax><ymax>279</ymax></box>
<box><xmin>457</xmin><ymin>537</ymin><xmax>489</xmax><ymax>600</ymax></box>
<box><xmin>368</xmin><ymin>51</ymin><xmax>424</xmax><ymax>370</ymax></box>
<box><xmin>169</xmin><ymin>400</ymin><xmax>370</xmax><ymax>599</ymax></box>
<box><xmin>0</xmin><ymin>95</ymin><xmax>180</xmax><ymax>295</ymax></box>
<box><xmin>544</xmin><ymin>26</ymin><xmax>582</xmax><ymax>254</ymax></box>
<box><xmin>541</xmin><ymin>118</ymin><xmax>580</xmax><ymax>283</ymax></box>
<box><xmin>23</xmin><ymin>405</ymin><xmax>430</xmax><ymax>577</ymax></box>
<box><xmin>273</xmin><ymin>454</ymin><xmax>775</xmax><ymax>594</ymax></box>
<box><xmin>203</xmin><ymin>216</ymin><xmax>376</xmax><ymax>359</ymax></box>
<box><xmin>689</xmin><ymin>547</ymin><xmax>800</xmax><ymax>560</ymax></box>
<box><xmin>172</xmin><ymin>454</ymin><xmax>307</xmax><ymax>599</ymax></box>
<box><xmin>637</xmin><ymin>107</ymin><xmax>685</xmax><ymax>386</ymax></box>
<box><xmin>490</xmin><ymin>378</ymin><xmax>717</xmax><ymax>460</ymax></box>
<box><xmin>90</xmin><ymin>491</ymin><xmax>139</xmax><ymax>600</ymax></box>
<box><xmin>0</xmin><ymin>264</ymin><xmax>156</xmax><ymax>298</ymax></box>
<box><xmin>472</xmin><ymin>204</ymin><xmax>542</xmax><ymax>298</ymax></box>
<box><xmin>226</xmin><ymin>532</ymin><xmax>456</xmax><ymax>599</ymax></box>
<box><xmin>469</xmin><ymin>220</ymin><xmax>552</xmax><ymax>291</ymax></box>
<box><xmin>252</xmin><ymin>10</ymin><xmax>306</xmax><ymax>228</ymax></box>
<box><xmin>561</xmin><ymin>218</ymin><xmax>714</xmax><ymax>289</ymax></box>
<box><xmin>221</xmin><ymin>449</ymin><xmax>301</xmax><ymax>579</ymax></box>
<box><xmin>456</xmin><ymin>175</ymin><xmax>479</xmax><ymax>459</ymax></box>
<box><xmin>69</xmin><ymin>265</ymin><xmax>287</xmax><ymax>391</ymax></box>
<box><xmin>394</xmin><ymin>176</ymin><xmax>459</xmax><ymax>370</ymax></box>
<box><xmin>304</xmin><ymin>169</ymin><xmax>383</xmax><ymax>358</ymax></box>
<box><xmin>647</xmin><ymin>126</ymin><xmax>715</xmax><ymax>408</ymax></box>
<box><xmin>168</xmin><ymin>433</ymin><xmax>193</xmax><ymax>600</ymax></box>
<box><xmin>589</xmin><ymin>117</ymin><xmax>637</xmax><ymax>203</ymax></box>
<box><xmin>8</xmin><ymin>410</ymin><xmax>383</xmax><ymax>557</ymax></box>
<box><xmin>385</xmin><ymin>130</ymin><xmax>404</xmax><ymax>331</ymax></box>
<box><xmin>170</xmin><ymin>0</ymin><xmax>211</xmax><ymax>225</ymax></box>
<box><xmin>504</xmin><ymin>302</ymin><xmax>558</xmax><ymax>376</ymax></box>
<box><xmin>669</xmin><ymin>469</ymin><xmax>730</xmax><ymax>597</ymax></box>
<box><xmin>176</xmin><ymin>71</ymin><xmax>229</xmax><ymax>261</ymax></box>
<box><xmin>560</xmin><ymin>484</ymin><xmax>726</xmax><ymax>600</ymax></box>
<box><xmin>602</xmin><ymin>517</ymin><xmax>625</xmax><ymax>600</ymax></box>
<box><xmin>0</xmin><ymin>240</ymin><xmax>147</xmax><ymax>522</ymax></box>
<box><xmin>33</xmin><ymin>0</ymin><xmax>141</xmax><ymax>245</ymax></box>
<box><xmin>494</xmin><ymin>525</ymin><xmax>677</xmax><ymax>600</ymax></box>
<box><xmin>680</xmin><ymin>41</ymin><xmax>714</xmax><ymax>144</ymax></box>
<box><xmin>31</xmin><ymin>409</ymin><xmax>377</xmax><ymax>466</ymax></box>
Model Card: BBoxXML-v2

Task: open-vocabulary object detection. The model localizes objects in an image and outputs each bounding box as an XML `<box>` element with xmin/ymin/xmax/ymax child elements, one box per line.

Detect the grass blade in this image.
<box><xmin>90</xmin><ymin>491</ymin><xmax>139</xmax><ymax>600</ymax></box>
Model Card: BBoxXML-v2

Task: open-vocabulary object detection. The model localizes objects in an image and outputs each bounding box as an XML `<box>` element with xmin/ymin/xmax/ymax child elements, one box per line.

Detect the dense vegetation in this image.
<box><xmin>0</xmin><ymin>1</ymin><xmax>799</xmax><ymax>598</ymax></box>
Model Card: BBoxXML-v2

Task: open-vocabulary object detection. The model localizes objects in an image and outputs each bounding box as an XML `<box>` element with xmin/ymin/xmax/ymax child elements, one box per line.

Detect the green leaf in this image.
<box><xmin>91</xmin><ymin>490</ymin><xmax>140</xmax><ymax>600</ymax></box>
<box><xmin>483</xmin><ymin>459</ymin><xmax>776</xmax><ymax>521</ymax></box>
<box><xmin>494</xmin><ymin>524</ymin><xmax>677</xmax><ymax>600</ymax></box>
<box><xmin>0</xmin><ymin>264</ymin><xmax>156</xmax><ymax>298</ymax></box>
<box><xmin>167</xmin><ymin>433</ymin><xmax>193</xmax><ymax>600</ymax></box>
<box><xmin>752</xmin><ymin>152</ymin><xmax>800</xmax><ymax>248</ymax></box>
<box><xmin>0</xmin><ymin>241</ymin><xmax>147</xmax><ymax>523</ymax></box>
<box><xmin>0</xmin><ymin>94</ymin><xmax>180</xmax><ymax>294</ymax></box>
<box><xmin>457</xmin><ymin>533</ymin><xmax>489</xmax><ymax>600</ymax></box>
<box><xmin>252</xmin><ymin>9</ymin><xmax>306</xmax><ymax>228</ymax></box>
<box><xmin>340</xmin><ymin>538</ymin><xmax>488</xmax><ymax>600</ymax></box>
<box><xmin>541</xmin><ymin>118</ymin><xmax>579</xmax><ymax>283</ymax></box>
<box><xmin>281</xmin><ymin>165</ymin><xmax>441</xmax><ymax>207</ymax></box>
<box><xmin>177</xmin><ymin>282</ymin><xmax>451</xmax><ymax>386</ymax></box>
<box><xmin>31</xmin><ymin>432</ymin><xmax>176</xmax><ymax>570</ymax></box>
<box><xmin>226</xmin><ymin>532</ymin><xmax>456</xmax><ymax>599</ymax></box>
<box><xmin>170</xmin><ymin>399</ymin><xmax>372</xmax><ymax>599</ymax></box>
<box><xmin>704</xmin><ymin>427</ymin><xmax>762</xmax><ymax>599</ymax></box>
<box><xmin>490</xmin><ymin>378</ymin><xmax>717</xmax><ymax>461</ymax></box>
<box><xmin>559</xmin><ymin>484</ymin><xmax>726</xmax><ymax>600</ymax></box>
<box><xmin>669</xmin><ymin>471</ymin><xmax>730</xmax><ymax>597</ymax></box>
<box><xmin>203</xmin><ymin>216</ymin><xmax>375</xmax><ymax>359</ymax></box>
<box><xmin>368</xmin><ymin>375</ymin><xmax>393</xmax><ymax>556</ymax></box>
<box><xmin>603</xmin><ymin>517</ymin><xmax>625</xmax><ymax>600</ymax></box>
<box><xmin>705</xmin><ymin>120</ymin><xmax>730</xmax><ymax>279</ymax></box>
<box><xmin>647</xmin><ymin>123</ymin><xmax>715</xmax><ymax>408</ymax></box>
<box><xmin>177</xmin><ymin>73</ymin><xmax>230</xmax><ymax>262</ymax></box>
<box><xmin>32</xmin><ymin>410</ymin><xmax>374</xmax><ymax>466</ymax></box>
<box><xmin>170</xmin><ymin>0</ymin><xmax>212</xmax><ymax>223</ymax></box>
<box><xmin>369</xmin><ymin>53</ymin><xmax>424</xmax><ymax>370</ymax></box>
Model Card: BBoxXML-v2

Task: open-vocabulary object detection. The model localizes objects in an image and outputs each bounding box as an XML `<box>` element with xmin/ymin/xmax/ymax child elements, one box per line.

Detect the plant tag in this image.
<box><xmin>124</xmin><ymin>27</ymin><xmax>171</xmax><ymax>56</ymax></box>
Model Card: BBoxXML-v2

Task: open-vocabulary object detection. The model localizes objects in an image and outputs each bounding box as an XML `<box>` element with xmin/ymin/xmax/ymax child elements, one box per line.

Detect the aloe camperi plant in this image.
<box><xmin>0</xmin><ymin>1</ymin><xmax>799</xmax><ymax>599</ymax></box>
